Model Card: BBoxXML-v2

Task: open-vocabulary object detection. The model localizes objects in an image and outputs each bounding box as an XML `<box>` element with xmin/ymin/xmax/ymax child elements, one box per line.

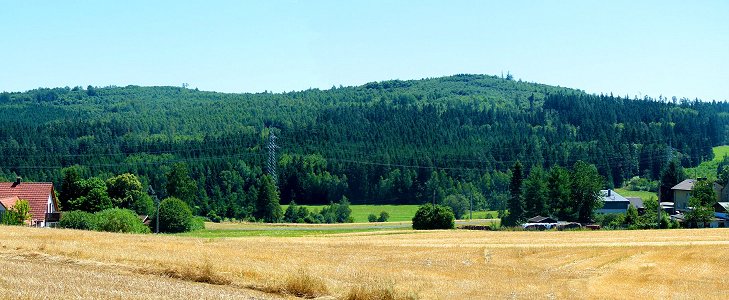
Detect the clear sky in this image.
<box><xmin>1</xmin><ymin>0</ymin><xmax>727</xmax><ymax>100</ymax></box>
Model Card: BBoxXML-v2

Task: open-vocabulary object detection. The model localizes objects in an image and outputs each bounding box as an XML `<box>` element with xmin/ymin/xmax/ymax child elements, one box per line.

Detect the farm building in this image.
<box><xmin>671</xmin><ymin>179</ymin><xmax>723</xmax><ymax>212</ymax></box>
<box><xmin>526</xmin><ymin>216</ymin><xmax>558</xmax><ymax>223</ymax></box>
<box><xmin>597</xmin><ymin>189</ymin><xmax>642</xmax><ymax>214</ymax></box>
<box><xmin>0</xmin><ymin>177</ymin><xmax>60</xmax><ymax>227</ymax></box>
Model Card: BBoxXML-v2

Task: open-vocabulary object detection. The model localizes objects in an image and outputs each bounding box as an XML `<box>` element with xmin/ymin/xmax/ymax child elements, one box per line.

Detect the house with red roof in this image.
<box><xmin>0</xmin><ymin>177</ymin><xmax>59</xmax><ymax>227</ymax></box>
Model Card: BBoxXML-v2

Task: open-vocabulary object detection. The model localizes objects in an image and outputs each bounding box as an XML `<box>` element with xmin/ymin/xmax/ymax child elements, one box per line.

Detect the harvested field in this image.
<box><xmin>1</xmin><ymin>225</ymin><xmax>728</xmax><ymax>299</ymax></box>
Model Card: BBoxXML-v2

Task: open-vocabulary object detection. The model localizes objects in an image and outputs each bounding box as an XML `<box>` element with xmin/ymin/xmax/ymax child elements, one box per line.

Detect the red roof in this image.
<box><xmin>0</xmin><ymin>195</ymin><xmax>19</xmax><ymax>210</ymax></box>
<box><xmin>0</xmin><ymin>182</ymin><xmax>57</xmax><ymax>221</ymax></box>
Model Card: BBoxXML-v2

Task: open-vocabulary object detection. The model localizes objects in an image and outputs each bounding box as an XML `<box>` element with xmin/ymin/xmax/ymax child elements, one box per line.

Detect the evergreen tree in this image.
<box><xmin>255</xmin><ymin>174</ymin><xmax>283</xmax><ymax>222</ymax></box>
<box><xmin>625</xmin><ymin>204</ymin><xmax>638</xmax><ymax>227</ymax></box>
<box><xmin>503</xmin><ymin>161</ymin><xmax>525</xmax><ymax>226</ymax></box>
<box><xmin>659</xmin><ymin>159</ymin><xmax>686</xmax><ymax>203</ymax></box>
<box><xmin>523</xmin><ymin>165</ymin><xmax>548</xmax><ymax>217</ymax></box>
<box><xmin>166</xmin><ymin>163</ymin><xmax>199</xmax><ymax>213</ymax></box>
<box><xmin>284</xmin><ymin>200</ymin><xmax>298</xmax><ymax>223</ymax></box>
<box><xmin>60</xmin><ymin>165</ymin><xmax>86</xmax><ymax>209</ymax></box>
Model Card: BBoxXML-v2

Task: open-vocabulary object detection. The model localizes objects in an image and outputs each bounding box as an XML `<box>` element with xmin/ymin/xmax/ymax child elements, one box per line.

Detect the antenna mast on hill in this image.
<box><xmin>267</xmin><ymin>130</ymin><xmax>279</xmax><ymax>183</ymax></box>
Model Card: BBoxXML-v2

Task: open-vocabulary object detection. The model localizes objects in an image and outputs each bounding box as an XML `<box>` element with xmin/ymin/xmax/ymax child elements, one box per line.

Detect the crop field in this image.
<box><xmin>1</xmin><ymin>225</ymin><xmax>728</xmax><ymax>299</ymax></box>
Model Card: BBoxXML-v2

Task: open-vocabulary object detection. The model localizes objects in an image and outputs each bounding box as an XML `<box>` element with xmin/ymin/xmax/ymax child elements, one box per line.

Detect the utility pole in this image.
<box><xmin>147</xmin><ymin>186</ymin><xmax>159</xmax><ymax>234</ymax></box>
<box><xmin>469</xmin><ymin>188</ymin><xmax>473</xmax><ymax>220</ymax></box>
<box><xmin>267</xmin><ymin>130</ymin><xmax>279</xmax><ymax>183</ymax></box>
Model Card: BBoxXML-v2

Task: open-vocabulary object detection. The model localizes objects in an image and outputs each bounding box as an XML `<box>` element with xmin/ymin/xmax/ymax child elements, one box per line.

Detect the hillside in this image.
<box><xmin>1</xmin><ymin>74</ymin><xmax>728</xmax><ymax>216</ymax></box>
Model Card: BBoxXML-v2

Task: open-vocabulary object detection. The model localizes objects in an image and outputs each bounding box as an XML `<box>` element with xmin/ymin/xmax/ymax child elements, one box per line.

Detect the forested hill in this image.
<box><xmin>1</xmin><ymin>74</ymin><xmax>728</xmax><ymax>216</ymax></box>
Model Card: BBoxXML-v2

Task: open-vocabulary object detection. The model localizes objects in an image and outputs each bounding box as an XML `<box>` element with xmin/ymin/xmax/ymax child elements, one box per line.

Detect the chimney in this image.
<box><xmin>608</xmin><ymin>189</ymin><xmax>611</xmax><ymax>197</ymax></box>
<box><xmin>13</xmin><ymin>176</ymin><xmax>21</xmax><ymax>186</ymax></box>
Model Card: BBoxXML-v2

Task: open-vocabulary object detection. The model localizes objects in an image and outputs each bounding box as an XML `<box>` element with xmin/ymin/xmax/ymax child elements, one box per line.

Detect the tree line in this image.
<box><xmin>1</xmin><ymin>74</ymin><xmax>728</xmax><ymax>219</ymax></box>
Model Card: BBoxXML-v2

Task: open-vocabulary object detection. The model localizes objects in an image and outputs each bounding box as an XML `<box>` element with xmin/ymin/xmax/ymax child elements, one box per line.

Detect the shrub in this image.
<box><xmin>368</xmin><ymin>213</ymin><xmax>378</xmax><ymax>222</ymax></box>
<box><xmin>412</xmin><ymin>205</ymin><xmax>455</xmax><ymax>230</ymax></box>
<box><xmin>207</xmin><ymin>210</ymin><xmax>222</xmax><ymax>223</ymax></box>
<box><xmin>378</xmin><ymin>211</ymin><xmax>390</xmax><ymax>222</ymax></box>
<box><xmin>58</xmin><ymin>210</ymin><xmax>98</xmax><ymax>230</ymax></box>
<box><xmin>189</xmin><ymin>216</ymin><xmax>206</xmax><ymax>231</ymax></box>
<box><xmin>319</xmin><ymin>197</ymin><xmax>353</xmax><ymax>224</ymax></box>
<box><xmin>95</xmin><ymin>208</ymin><xmax>151</xmax><ymax>233</ymax></box>
<box><xmin>1</xmin><ymin>199</ymin><xmax>32</xmax><ymax>225</ymax></box>
<box><xmin>155</xmin><ymin>197</ymin><xmax>193</xmax><ymax>233</ymax></box>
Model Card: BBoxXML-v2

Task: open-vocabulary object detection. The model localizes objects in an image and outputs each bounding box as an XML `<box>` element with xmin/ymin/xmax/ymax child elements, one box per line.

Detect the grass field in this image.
<box><xmin>2</xmin><ymin>225</ymin><xmax>728</xmax><ymax>299</ymax></box>
<box><xmin>685</xmin><ymin>145</ymin><xmax>729</xmax><ymax>180</ymax></box>
<box><xmin>281</xmin><ymin>204</ymin><xmax>498</xmax><ymax>222</ymax></box>
<box><xmin>613</xmin><ymin>188</ymin><xmax>657</xmax><ymax>201</ymax></box>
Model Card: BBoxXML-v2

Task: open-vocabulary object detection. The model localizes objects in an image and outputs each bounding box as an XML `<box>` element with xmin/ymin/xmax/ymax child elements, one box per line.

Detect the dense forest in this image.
<box><xmin>1</xmin><ymin>74</ymin><xmax>728</xmax><ymax>218</ymax></box>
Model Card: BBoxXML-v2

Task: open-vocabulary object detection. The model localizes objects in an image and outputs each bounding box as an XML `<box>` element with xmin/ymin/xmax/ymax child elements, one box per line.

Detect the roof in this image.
<box><xmin>715</xmin><ymin>202</ymin><xmax>729</xmax><ymax>213</ymax></box>
<box><xmin>626</xmin><ymin>197</ymin><xmax>644</xmax><ymax>209</ymax></box>
<box><xmin>601</xmin><ymin>190</ymin><xmax>630</xmax><ymax>203</ymax></box>
<box><xmin>0</xmin><ymin>182</ymin><xmax>57</xmax><ymax>221</ymax></box>
<box><xmin>672</xmin><ymin>179</ymin><xmax>696</xmax><ymax>191</ymax></box>
<box><xmin>526</xmin><ymin>215</ymin><xmax>557</xmax><ymax>223</ymax></box>
<box><xmin>671</xmin><ymin>179</ymin><xmax>723</xmax><ymax>191</ymax></box>
<box><xmin>0</xmin><ymin>196</ymin><xmax>19</xmax><ymax>210</ymax></box>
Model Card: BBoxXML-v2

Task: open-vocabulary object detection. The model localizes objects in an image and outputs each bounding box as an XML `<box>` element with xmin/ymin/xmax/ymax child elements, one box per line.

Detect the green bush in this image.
<box><xmin>412</xmin><ymin>205</ymin><xmax>455</xmax><ymax>230</ymax></box>
<box><xmin>95</xmin><ymin>208</ymin><xmax>151</xmax><ymax>233</ymax></box>
<box><xmin>377</xmin><ymin>211</ymin><xmax>390</xmax><ymax>222</ymax></box>
<box><xmin>368</xmin><ymin>213</ymin><xmax>378</xmax><ymax>222</ymax></box>
<box><xmin>207</xmin><ymin>210</ymin><xmax>222</xmax><ymax>223</ymax></box>
<box><xmin>189</xmin><ymin>216</ymin><xmax>206</xmax><ymax>231</ymax></box>
<box><xmin>319</xmin><ymin>197</ymin><xmax>353</xmax><ymax>224</ymax></box>
<box><xmin>58</xmin><ymin>210</ymin><xmax>99</xmax><ymax>230</ymax></box>
<box><xmin>1</xmin><ymin>199</ymin><xmax>32</xmax><ymax>225</ymax></box>
<box><xmin>155</xmin><ymin>197</ymin><xmax>193</xmax><ymax>233</ymax></box>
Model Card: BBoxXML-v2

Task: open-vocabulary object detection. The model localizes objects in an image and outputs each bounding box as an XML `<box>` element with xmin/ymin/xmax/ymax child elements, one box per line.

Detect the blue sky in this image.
<box><xmin>1</xmin><ymin>0</ymin><xmax>727</xmax><ymax>100</ymax></box>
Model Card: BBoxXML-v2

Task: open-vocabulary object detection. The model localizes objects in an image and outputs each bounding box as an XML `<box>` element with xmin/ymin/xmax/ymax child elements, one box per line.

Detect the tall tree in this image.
<box><xmin>548</xmin><ymin>166</ymin><xmax>574</xmax><ymax>221</ymax></box>
<box><xmin>523</xmin><ymin>165</ymin><xmax>548</xmax><ymax>217</ymax></box>
<box><xmin>570</xmin><ymin>161</ymin><xmax>604</xmax><ymax>223</ymax></box>
<box><xmin>685</xmin><ymin>180</ymin><xmax>717</xmax><ymax>227</ymax></box>
<box><xmin>255</xmin><ymin>174</ymin><xmax>283</xmax><ymax>222</ymax></box>
<box><xmin>166</xmin><ymin>163</ymin><xmax>199</xmax><ymax>213</ymax></box>
<box><xmin>106</xmin><ymin>173</ymin><xmax>154</xmax><ymax>215</ymax></box>
<box><xmin>502</xmin><ymin>161</ymin><xmax>525</xmax><ymax>226</ymax></box>
<box><xmin>60</xmin><ymin>165</ymin><xmax>86</xmax><ymax>209</ymax></box>
<box><xmin>659</xmin><ymin>159</ymin><xmax>686</xmax><ymax>203</ymax></box>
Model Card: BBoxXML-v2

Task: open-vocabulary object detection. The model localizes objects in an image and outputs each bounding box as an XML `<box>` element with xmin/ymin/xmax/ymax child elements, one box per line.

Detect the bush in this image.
<box><xmin>377</xmin><ymin>211</ymin><xmax>390</xmax><ymax>222</ymax></box>
<box><xmin>189</xmin><ymin>216</ymin><xmax>206</xmax><ymax>231</ymax></box>
<box><xmin>412</xmin><ymin>205</ymin><xmax>455</xmax><ymax>230</ymax></box>
<box><xmin>95</xmin><ymin>208</ymin><xmax>151</xmax><ymax>233</ymax></box>
<box><xmin>319</xmin><ymin>197</ymin><xmax>353</xmax><ymax>223</ymax></box>
<box><xmin>207</xmin><ymin>210</ymin><xmax>222</xmax><ymax>223</ymax></box>
<box><xmin>368</xmin><ymin>213</ymin><xmax>378</xmax><ymax>222</ymax></box>
<box><xmin>58</xmin><ymin>210</ymin><xmax>99</xmax><ymax>230</ymax></box>
<box><xmin>155</xmin><ymin>197</ymin><xmax>193</xmax><ymax>233</ymax></box>
<box><xmin>1</xmin><ymin>199</ymin><xmax>32</xmax><ymax>225</ymax></box>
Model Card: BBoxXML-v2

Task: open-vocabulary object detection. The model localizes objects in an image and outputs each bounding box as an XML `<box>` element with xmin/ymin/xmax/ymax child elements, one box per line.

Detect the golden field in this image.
<box><xmin>1</xmin><ymin>224</ymin><xmax>729</xmax><ymax>299</ymax></box>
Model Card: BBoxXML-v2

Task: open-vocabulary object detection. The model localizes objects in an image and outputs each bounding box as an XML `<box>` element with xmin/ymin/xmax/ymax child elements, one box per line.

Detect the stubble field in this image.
<box><xmin>1</xmin><ymin>224</ymin><xmax>728</xmax><ymax>299</ymax></box>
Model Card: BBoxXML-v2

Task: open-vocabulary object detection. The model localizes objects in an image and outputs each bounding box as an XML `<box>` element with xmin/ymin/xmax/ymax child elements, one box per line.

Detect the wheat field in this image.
<box><xmin>1</xmin><ymin>225</ymin><xmax>728</xmax><ymax>299</ymax></box>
